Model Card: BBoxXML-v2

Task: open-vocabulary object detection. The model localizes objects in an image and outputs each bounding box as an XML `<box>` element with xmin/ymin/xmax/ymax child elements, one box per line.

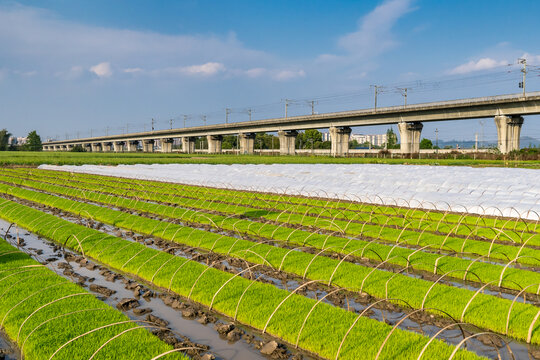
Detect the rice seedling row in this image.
<box><xmin>2</xmin><ymin>174</ymin><xmax>540</xmax><ymax>297</ymax></box>
<box><xmin>2</xmin><ymin>181</ymin><xmax>540</xmax><ymax>351</ymax></box>
<box><xmin>0</xmin><ymin>219</ymin><xmax>283</xmax><ymax>360</ymax></box>
<box><xmin>0</xmin><ymin>234</ymin><xmax>187</xmax><ymax>359</ymax></box>
<box><xmin>0</xmin><ymin>196</ymin><xmax>485</xmax><ymax>360</ymax></box>
<box><xmin>12</xmin><ymin>168</ymin><xmax>537</xmax><ymax>234</ymax></box>
<box><xmin>5</xmin><ymin>170</ymin><xmax>537</xmax><ymax>265</ymax></box>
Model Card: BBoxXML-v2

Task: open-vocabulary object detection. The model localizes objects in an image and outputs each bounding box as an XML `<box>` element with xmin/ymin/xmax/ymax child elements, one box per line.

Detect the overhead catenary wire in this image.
<box><xmin>51</xmin><ymin>62</ymin><xmax>540</xmax><ymax>140</ymax></box>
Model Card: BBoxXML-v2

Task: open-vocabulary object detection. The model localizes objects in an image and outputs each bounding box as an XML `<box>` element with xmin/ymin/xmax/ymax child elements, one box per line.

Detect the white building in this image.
<box><xmin>322</xmin><ymin>132</ymin><xmax>387</xmax><ymax>147</ymax></box>
<box><xmin>350</xmin><ymin>133</ymin><xmax>387</xmax><ymax>147</ymax></box>
<box><xmin>7</xmin><ymin>137</ymin><xmax>28</xmax><ymax>146</ymax></box>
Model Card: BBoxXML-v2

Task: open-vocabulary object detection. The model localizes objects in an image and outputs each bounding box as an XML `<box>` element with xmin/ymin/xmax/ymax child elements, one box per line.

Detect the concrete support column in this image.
<box><xmin>102</xmin><ymin>142</ymin><xmax>112</xmax><ymax>152</ymax></box>
<box><xmin>494</xmin><ymin>115</ymin><xmax>523</xmax><ymax>154</ymax></box>
<box><xmin>161</xmin><ymin>138</ymin><xmax>174</xmax><ymax>153</ymax></box>
<box><xmin>127</xmin><ymin>141</ymin><xmax>138</xmax><ymax>152</ymax></box>
<box><xmin>113</xmin><ymin>141</ymin><xmax>125</xmax><ymax>152</ymax></box>
<box><xmin>207</xmin><ymin>135</ymin><xmax>223</xmax><ymax>154</ymax></box>
<box><xmin>239</xmin><ymin>133</ymin><xmax>256</xmax><ymax>154</ymax></box>
<box><xmin>278</xmin><ymin>130</ymin><xmax>298</xmax><ymax>155</ymax></box>
<box><xmin>182</xmin><ymin>137</ymin><xmax>196</xmax><ymax>154</ymax></box>
<box><xmin>398</xmin><ymin>122</ymin><xmax>423</xmax><ymax>154</ymax></box>
<box><xmin>67</xmin><ymin>144</ymin><xmax>74</xmax><ymax>151</ymax></box>
<box><xmin>84</xmin><ymin>144</ymin><xmax>92</xmax><ymax>152</ymax></box>
<box><xmin>142</xmin><ymin>140</ymin><xmax>155</xmax><ymax>152</ymax></box>
<box><xmin>91</xmin><ymin>143</ymin><xmax>102</xmax><ymax>152</ymax></box>
<box><xmin>329</xmin><ymin>126</ymin><xmax>352</xmax><ymax>157</ymax></box>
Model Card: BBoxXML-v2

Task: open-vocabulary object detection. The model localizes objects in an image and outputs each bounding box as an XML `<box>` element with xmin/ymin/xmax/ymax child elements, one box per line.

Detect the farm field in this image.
<box><xmin>41</xmin><ymin>163</ymin><xmax>540</xmax><ymax>219</ymax></box>
<box><xmin>2</xmin><ymin>151</ymin><xmax>540</xmax><ymax>168</ymax></box>
<box><xmin>0</xmin><ymin>165</ymin><xmax>538</xmax><ymax>359</ymax></box>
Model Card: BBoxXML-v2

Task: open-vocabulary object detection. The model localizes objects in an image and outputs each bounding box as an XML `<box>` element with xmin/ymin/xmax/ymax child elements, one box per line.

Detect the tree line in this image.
<box><xmin>0</xmin><ymin>129</ymin><xmax>42</xmax><ymax>151</ymax></box>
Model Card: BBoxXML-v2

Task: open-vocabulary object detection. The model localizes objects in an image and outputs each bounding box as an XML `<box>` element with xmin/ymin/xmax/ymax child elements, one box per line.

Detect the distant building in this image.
<box><xmin>7</xmin><ymin>136</ymin><xmax>28</xmax><ymax>147</ymax></box>
<box><xmin>350</xmin><ymin>133</ymin><xmax>387</xmax><ymax>147</ymax></box>
<box><xmin>322</xmin><ymin>132</ymin><xmax>387</xmax><ymax>147</ymax></box>
<box><xmin>7</xmin><ymin>136</ymin><xmax>27</xmax><ymax>146</ymax></box>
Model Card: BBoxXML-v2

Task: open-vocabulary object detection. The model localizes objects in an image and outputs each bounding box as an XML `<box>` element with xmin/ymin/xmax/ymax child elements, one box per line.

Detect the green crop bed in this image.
<box><xmin>1</xmin><ymin>180</ymin><xmax>540</xmax><ymax>346</ymax></box>
<box><xmin>2</xmin><ymin>170</ymin><xmax>538</xmax><ymax>274</ymax></box>
<box><xmin>0</xmin><ymin>238</ymin><xmax>184</xmax><ymax>359</ymax></box>
<box><xmin>3</xmin><ymin>166</ymin><xmax>538</xmax><ymax>359</ymax></box>
<box><xmin>0</xmin><ymin>197</ymin><xmax>482</xmax><ymax>360</ymax></box>
<box><xmin>1</xmin><ymin>175</ymin><xmax>540</xmax><ymax>294</ymax></box>
<box><xmin>9</xmin><ymin>169</ymin><xmax>539</xmax><ymax>235</ymax></box>
<box><xmin>8</xmin><ymin>168</ymin><xmax>540</xmax><ymax>256</ymax></box>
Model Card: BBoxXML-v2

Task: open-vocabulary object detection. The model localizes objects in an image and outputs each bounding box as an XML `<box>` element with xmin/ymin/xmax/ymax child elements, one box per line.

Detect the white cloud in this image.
<box><xmin>244</xmin><ymin>67</ymin><xmax>266</xmax><ymax>78</ymax></box>
<box><xmin>123</xmin><ymin>67</ymin><xmax>143</xmax><ymax>73</ymax></box>
<box><xmin>337</xmin><ymin>0</ymin><xmax>413</xmax><ymax>57</ymax></box>
<box><xmin>179</xmin><ymin>62</ymin><xmax>225</xmax><ymax>76</ymax></box>
<box><xmin>0</xmin><ymin>5</ymin><xmax>281</xmax><ymax>81</ymax></box>
<box><xmin>89</xmin><ymin>62</ymin><xmax>112</xmax><ymax>78</ymax></box>
<box><xmin>448</xmin><ymin>58</ymin><xmax>508</xmax><ymax>75</ymax></box>
<box><xmin>273</xmin><ymin>69</ymin><xmax>306</xmax><ymax>81</ymax></box>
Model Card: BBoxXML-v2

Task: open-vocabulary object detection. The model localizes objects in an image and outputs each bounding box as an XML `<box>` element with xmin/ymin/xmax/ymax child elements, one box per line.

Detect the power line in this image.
<box><xmin>47</xmin><ymin>61</ymin><xmax>540</xmax><ymax>140</ymax></box>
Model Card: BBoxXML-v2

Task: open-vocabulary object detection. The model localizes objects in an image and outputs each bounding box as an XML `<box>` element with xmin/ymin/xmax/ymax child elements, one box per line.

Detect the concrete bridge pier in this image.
<box><xmin>494</xmin><ymin>115</ymin><xmax>523</xmax><ymax>154</ymax></box>
<box><xmin>398</xmin><ymin>122</ymin><xmax>423</xmax><ymax>154</ymax></box>
<box><xmin>66</xmin><ymin>144</ymin><xmax>73</xmax><ymax>151</ymax></box>
<box><xmin>142</xmin><ymin>140</ymin><xmax>154</xmax><ymax>152</ymax></box>
<box><xmin>329</xmin><ymin>126</ymin><xmax>352</xmax><ymax>157</ymax></box>
<box><xmin>102</xmin><ymin>142</ymin><xmax>113</xmax><ymax>152</ymax></box>
<box><xmin>182</xmin><ymin>137</ymin><xmax>196</xmax><ymax>154</ymax></box>
<box><xmin>278</xmin><ymin>130</ymin><xmax>298</xmax><ymax>155</ymax></box>
<box><xmin>161</xmin><ymin>138</ymin><xmax>174</xmax><ymax>153</ymax></box>
<box><xmin>91</xmin><ymin>143</ymin><xmax>102</xmax><ymax>152</ymax></box>
<box><xmin>239</xmin><ymin>133</ymin><xmax>256</xmax><ymax>154</ymax></box>
<box><xmin>83</xmin><ymin>144</ymin><xmax>92</xmax><ymax>152</ymax></box>
<box><xmin>126</xmin><ymin>141</ymin><xmax>138</xmax><ymax>152</ymax></box>
<box><xmin>113</xmin><ymin>141</ymin><xmax>125</xmax><ymax>152</ymax></box>
<box><xmin>207</xmin><ymin>135</ymin><xmax>223</xmax><ymax>153</ymax></box>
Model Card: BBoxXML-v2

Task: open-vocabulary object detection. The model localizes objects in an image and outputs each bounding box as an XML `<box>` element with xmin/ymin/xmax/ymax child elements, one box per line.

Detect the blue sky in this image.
<box><xmin>1</xmin><ymin>0</ymin><xmax>540</xmax><ymax>144</ymax></box>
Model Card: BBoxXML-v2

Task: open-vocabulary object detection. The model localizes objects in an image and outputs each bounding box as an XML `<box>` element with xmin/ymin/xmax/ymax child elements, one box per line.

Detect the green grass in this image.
<box><xmin>2</xmin><ymin>151</ymin><xmax>540</xmax><ymax>168</ymax></box>
<box><xmin>0</xmin><ymin>197</ymin><xmax>482</xmax><ymax>360</ymax></box>
<box><xmin>0</xmin><ymin>238</ymin><xmax>184</xmax><ymax>360</ymax></box>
